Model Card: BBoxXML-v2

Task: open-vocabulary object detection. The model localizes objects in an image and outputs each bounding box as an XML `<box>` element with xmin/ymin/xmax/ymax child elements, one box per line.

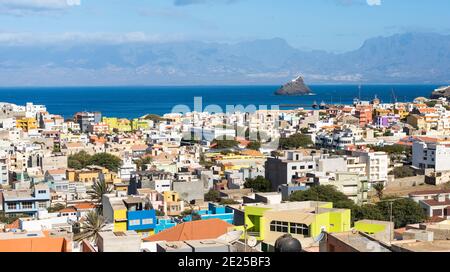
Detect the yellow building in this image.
<box><xmin>102</xmin><ymin>117</ymin><xmax>133</xmax><ymax>132</ymax></box>
<box><xmin>132</xmin><ymin>119</ymin><xmax>150</xmax><ymax>130</ymax></box>
<box><xmin>16</xmin><ymin>117</ymin><xmax>38</xmax><ymax>132</ymax></box>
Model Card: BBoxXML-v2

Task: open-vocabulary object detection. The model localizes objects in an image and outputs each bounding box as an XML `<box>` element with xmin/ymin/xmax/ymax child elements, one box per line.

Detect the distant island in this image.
<box><xmin>275</xmin><ymin>76</ymin><xmax>312</xmax><ymax>96</ymax></box>
<box><xmin>430</xmin><ymin>86</ymin><xmax>450</xmax><ymax>99</ymax></box>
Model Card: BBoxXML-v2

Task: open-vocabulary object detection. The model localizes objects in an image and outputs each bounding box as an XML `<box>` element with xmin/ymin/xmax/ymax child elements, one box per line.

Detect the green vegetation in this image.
<box><xmin>144</xmin><ymin>114</ymin><xmax>167</xmax><ymax>122</ymax></box>
<box><xmin>279</xmin><ymin>133</ymin><xmax>313</xmax><ymax>149</ymax></box>
<box><xmin>289</xmin><ymin>185</ymin><xmax>426</xmax><ymax>227</ymax></box>
<box><xmin>135</xmin><ymin>157</ymin><xmax>153</xmax><ymax>171</ymax></box>
<box><xmin>211</xmin><ymin>139</ymin><xmax>239</xmax><ymax>149</ymax></box>
<box><xmin>204</xmin><ymin>189</ymin><xmax>220</xmax><ymax>202</ymax></box>
<box><xmin>244</xmin><ymin>176</ymin><xmax>272</xmax><ymax>193</ymax></box>
<box><xmin>74</xmin><ymin>211</ymin><xmax>107</xmax><ymax>243</ymax></box>
<box><xmin>68</xmin><ymin>151</ymin><xmax>122</xmax><ymax>172</ymax></box>
<box><xmin>90</xmin><ymin>179</ymin><xmax>113</xmax><ymax>205</ymax></box>
<box><xmin>247</xmin><ymin>141</ymin><xmax>261</xmax><ymax>150</ymax></box>
<box><xmin>219</xmin><ymin>198</ymin><xmax>240</xmax><ymax>205</ymax></box>
<box><xmin>289</xmin><ymin>185</ymin><xmax>355</xmax><ymax>210</ymax></box>
<box><xmin>373</xmin><ymin>182</ymin><xmax>385</xmax><ymax>200</ymax></box>
<box><xmin>389</xmin><ymin>166</ymin><xmax>416</xmax><ymax>179</ymax></box>
<box><xmin>369</xmin><ymin>144</ymin><xmax>410</xmax><ymax>155</ymax></box>
<box><xmin>47</xmin><ymin>203</ymin><xmax>66</xmax><ymax>213</ymax></box>
<box><xmin>0</xmin><ymin>212</ymin><xmax>29</xmax><ymax>224</ymax></box>
<box><xmin>155</xmin><ymin>210</ymin><xmax>165</xmax><ymax>217</ymax></box>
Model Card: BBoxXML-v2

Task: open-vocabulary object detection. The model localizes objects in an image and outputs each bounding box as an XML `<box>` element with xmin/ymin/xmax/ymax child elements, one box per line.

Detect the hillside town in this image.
<box><xmin>2</xmin><ymin>90</ymin><xmax>450</xmax><ymax>253</ymax></box>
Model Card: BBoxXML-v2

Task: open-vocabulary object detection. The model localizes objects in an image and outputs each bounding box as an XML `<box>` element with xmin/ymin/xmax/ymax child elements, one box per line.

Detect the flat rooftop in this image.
<box><xmin>393</xmin><ymin>240</ymin><xmax>450</xmax><ymax>252</ymax></box>
<box><xmin>332</xmin><ymin>232</ymin><xmax>392</xmax><ymax>252</ymax></box>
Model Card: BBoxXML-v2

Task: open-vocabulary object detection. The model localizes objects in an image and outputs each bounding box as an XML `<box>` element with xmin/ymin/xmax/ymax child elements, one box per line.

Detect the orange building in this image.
<box><xmin>0</xmin><ymin>231</ymin><xmax>72</xmax><ymax>252</ymax></box>
<box><xmin>143</xmin><ymin>218</ymin><xmax>234</xmax><ymax>242</ymax></box>
<box><xmin>355</xmin><ymin>106</ymin><xmax>373</xmax><ymax>127</ymax></box>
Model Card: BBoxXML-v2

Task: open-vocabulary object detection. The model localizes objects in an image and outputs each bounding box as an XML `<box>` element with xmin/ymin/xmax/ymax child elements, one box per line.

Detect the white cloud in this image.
<box><xmin>366</xmin><ymin>0</ymin><xmax>381</xmax><ymax>6</ymax></box>
<box><xmin>0</xmin><ymin>31</ymin><xmax>187</xmax><ymax>45</ymax></box>
<box><xmin>0</xmin><ymin>0</ymin><xmax>80</xmax><ymax>15</ymax></box>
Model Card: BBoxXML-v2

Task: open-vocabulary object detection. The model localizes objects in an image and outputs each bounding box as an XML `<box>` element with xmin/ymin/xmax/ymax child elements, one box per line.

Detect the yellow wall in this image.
<box><xmin>113</xmin><ymin>209</ymin><xmax>127</xmax><ymax>232</ymax></box>
<box><xmin>16</xmin><ymin>118</ymin><xmax>38</xmax><ymax>131</ymax></box>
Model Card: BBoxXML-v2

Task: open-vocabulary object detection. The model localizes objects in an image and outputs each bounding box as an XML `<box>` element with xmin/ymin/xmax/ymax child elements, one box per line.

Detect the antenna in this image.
<box><xmin>217</xmin><ymin>230</ymin><xmax>244</xmax><ymax>244</ymax></box>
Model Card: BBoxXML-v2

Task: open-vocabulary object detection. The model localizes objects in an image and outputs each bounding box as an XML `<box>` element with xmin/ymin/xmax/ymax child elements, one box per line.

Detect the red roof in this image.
<box><xmin>73</xmin><ymin>202</ymin><xmax>96</xmax><ymax>210</ymax></box>
<box><xmin>5</xmin><ymin>219</ymin><xmax>20</xmax><ymax>230</ymax></box>
<box><xmin>422</xmin><ymin>199</ymin><xmax>450</xmax><ymax>207</ymax></box>
<box><xmin>409</xmin><ymin>189</ymin><xmax>450</xmax><ymax>196</ymax></box>
<box><xmin>143</xmin><ymin>219</ymin><xmax>233</xmax><ymax>242</ymax></box>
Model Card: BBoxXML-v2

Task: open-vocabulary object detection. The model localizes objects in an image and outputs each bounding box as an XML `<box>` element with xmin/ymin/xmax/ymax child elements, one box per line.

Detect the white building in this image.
<box><xmin>412</xmin><ymin>141</ymin><xmax>450</xmax><ymax>172</ymax></box>
<box><xmin>354</xmin><ymin>151</ymin><xmax>389</xmax><ymax>185</ymax></box>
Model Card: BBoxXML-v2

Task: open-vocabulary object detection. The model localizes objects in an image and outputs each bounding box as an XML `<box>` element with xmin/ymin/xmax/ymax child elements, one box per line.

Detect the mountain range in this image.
<box><xmin>0</xmin><ymin>32</ymin><xmax>449</xmax><ymax>86</ymax></box>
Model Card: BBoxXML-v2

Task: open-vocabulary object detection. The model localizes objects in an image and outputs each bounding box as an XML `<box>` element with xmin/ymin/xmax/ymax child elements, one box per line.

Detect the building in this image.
<box><xmin>242</xmin><ymin>201</ymin><xmax>351</xmax><ymax>251</ymax></box>
<box><xmin>265</xmin><ymin>150</ymin><xmax>320</xmax><ymax>191</ymax></box>
<box><xmin>1</xmin><ymin>184</ymin><xmax>50</xmax><ymax>218</ymax></box>
<box><xmin>0</xmin><ymin>230</ymin><xmax>73</xmax><ymax>252</ymax></box>
<box><xmin>96</xmin><ymin>231</ymin><xmax>141</xmax><ymax>252</ymax></box>
<box><xmin>419</xmin><ymin>194</ymin><xmax>450</xmax><ymax>219</ymax></box>
<box><xmin>412</xmin><ymin>141</ymin><xmax>450</xmax><ymax>171</ymax></box>
<box><xmin>320</xmin><ymin>231</ymin><xmax>392</xmax><ymax>252</ymax></box>
<box><xmin>74</xmin><ymin>112</ymin><xmax>102</xmax><ymax>132</ymax></box>
<box><xmin>102</xmin><ymin>194</ymin><xmax>157</xmax><ymax>237</ymax></box>
<box><xmin>16</xmin><ymin>117</ymin><xmax>38</xmax><ymax>132</ymax></box>
<box><xmin>144</xmin><ymin>218</ymin><xmax>234</xmax><ymax>242</ymax></box>
<box><xmin>353</xmin><ymin>150</ymin><xmax>389</xmax><ymax>186</ymax></box>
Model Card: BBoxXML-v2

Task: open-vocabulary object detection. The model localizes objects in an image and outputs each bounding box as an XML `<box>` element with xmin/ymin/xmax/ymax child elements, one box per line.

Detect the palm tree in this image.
<box><xmin>373</xmin><ymin>182</ymin><xmax>385</xmax><ymax>200</ymax></box>
<box><xmin>90</xmin><ymin>179</ymin><xmax>113</xmax><ymax>203</ymax></box>
<box><xmin>74</xmin><ymin>211</ymin><xmax>107</xmax><ymax>243</ymax></box>
<box><xmin>89</xmin><ymin>179</ymin><xmax>113</xmax><ymax>214</ymax></box>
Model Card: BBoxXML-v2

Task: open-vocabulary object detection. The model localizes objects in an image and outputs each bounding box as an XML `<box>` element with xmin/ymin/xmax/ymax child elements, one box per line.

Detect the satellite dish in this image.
<box><xmin>247</xmin><ymin>236</ymin><xmax>258</xmax><ymax>248</ymax></box>
<box><xmin>217</xmin><ymin>230</ymin><xmax>243</xmax><ymax>244</ymax></box>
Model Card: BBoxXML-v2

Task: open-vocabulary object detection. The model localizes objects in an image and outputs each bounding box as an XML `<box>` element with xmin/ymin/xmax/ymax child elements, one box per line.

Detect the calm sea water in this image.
<box><xmin>0</xmin><ymin>85</ymin><xmax>440</xmax><ymax>119</ymax></box>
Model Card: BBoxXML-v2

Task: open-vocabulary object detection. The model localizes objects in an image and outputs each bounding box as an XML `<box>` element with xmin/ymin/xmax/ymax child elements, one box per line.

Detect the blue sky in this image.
<box><xmin>0</xmin><ymin>0</ymin><xmax>450</xmax><ymax>52</ymax></box>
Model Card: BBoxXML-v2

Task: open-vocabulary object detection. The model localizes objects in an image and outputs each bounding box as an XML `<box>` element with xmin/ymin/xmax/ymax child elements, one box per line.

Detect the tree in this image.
<box><xmin>90</xmin><ymin>179</ymin><xmax>113</xmax><ymax>205</ymax></box>
<box><xmin>289</xmin><ymin>185</ymin><xmax>355</xmax><ymax>209</ymax></box>
<box><xmin>47</xmin><ymin>203</ymin><xmax>66</xmax><ymax>213</ymax></box>
<box><xmin>389</xmin><ymin>166</ymin><xmax>416</xmax><ymax>179</ymax></box>
<box><xmin>204</xmin><ymin>190</ymin><xmax>220</xmax><ymax>202</ymax></box>
<box><xmin>373</xmin><ymin>182</ymin><xmax>385</xmax><ymax>200</ymax></box>
<box><xmin>376</xmin><ymin>198</ymin><xmax>426</xmax><ymax>228</ymax></box>
<box><xmin>155</xmin><ymin>210</ymin><xmax>165</xmax><ymax>216</ymax></box>
<box><xmin>247</xmin><ymin>141</ymin><xmax>261</xmax><ymax>150</ymax></box>
<box><xmin>279</xmin><ymin>133</ymin><xmax>313</xmax><ymax>149</ymax></box>
<box><xmin>353</xmin><ymin>204</ymin><xmax>385</xmax><ymax>222</ymax></box>
<box><xmin>135</xmin><ymin>156</ymin><xmax>153</xmax><ymax>171</ymax></box>
<box><xmin>211</xmin><ymin>139</ymin><xmax>239</xmax><ymax>149</ymax></box>
<box><xmin>74</xmin><ymin>211</ymin><xmax>107</xmax><ymax>243</ymax></box>
<box><xmin>219</xmin><ymin>198</ymin><xmax>239</xmax><ymax>205</ymax></box>
<box><xmin>244</xmin><ymin>176</ymin><xmax>272</xmax><ymax>192</ymax></box>
<box><xmin>89</xmin><ymin>153</ymin><xmax>122</xmax><ymax>172</ymax></box>
<box><xmin>68</xmin><ymin>151</ymin><xmax>92</xmax><ymax>169</ymax></box>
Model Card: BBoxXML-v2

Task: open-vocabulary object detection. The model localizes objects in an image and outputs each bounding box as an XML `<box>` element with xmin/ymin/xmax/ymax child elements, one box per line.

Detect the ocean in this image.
<box><xmin>0</xmin><ymin>84</ymin><xmax>441</xmax><ymax>119</ymax></box>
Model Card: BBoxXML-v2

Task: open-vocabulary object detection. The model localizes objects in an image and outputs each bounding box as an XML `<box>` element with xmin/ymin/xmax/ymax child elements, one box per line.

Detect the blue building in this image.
<box><xmin>1</xmin><ymin>183</ymin><xmax>50</xmax><ymax>218</ymax></box>
<box><xmin>154</xmin><ymin>217</ymin><xmax>177</xmax><ymax>234</ymax></box>
<box><xmin>183</xmin><ymin>203</ymin><xmax>234</xmax><ymax>224</ymax></box>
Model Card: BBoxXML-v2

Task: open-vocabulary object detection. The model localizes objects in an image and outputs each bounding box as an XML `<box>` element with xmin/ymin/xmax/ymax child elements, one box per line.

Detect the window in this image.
<box><xmin>129</xmin><ymin>219</ymin><xmax>140</xmax><ymax>226</ymax></box>
<box><xmin>38</xmin><ymin>190</ymin><xmax>47</xmax><ymax>194</ymax></box>
<box><xmin>270</xmin><ymin>221</ymin><xmax>288</xmax><ymax>233</ymax></box>
<box><xmin>290</xmin><ymin>223</ymin><xmax>310</xmax><ymax>236</ymax></box>
<box><xmin>292</xmin><ymin>166</ymin><xmax>297</xmax><ymax>170</ymax></box>
<box><xmin>142</xmin><ymin>218</ymin><xmax>154</xmax><ymax>225</ymax></box>
<box><xmin>22</xmin><ymin>202</ymin><xmax>33</xmax><ymax>209</ymax></box>
<box><xmin>308</xmin><ymin>165</ymin><xmax>313</xmax><ymax>169</ymax></box>
<box><xmin>7</xmin><ymin>203</ymin><xmax>17</xmax><ymax>210</ymax></box>
<box><xmin>38</xmin><ymin>202</ymin><xmax>47</xmax><ymax>209</ymax></box>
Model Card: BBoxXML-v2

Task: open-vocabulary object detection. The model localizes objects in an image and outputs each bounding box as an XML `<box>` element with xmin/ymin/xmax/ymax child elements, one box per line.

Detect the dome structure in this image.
<box><xmin>274</xmin><ymin>234</ymin><xmax>302</xmax><ymax>252</ymax></box>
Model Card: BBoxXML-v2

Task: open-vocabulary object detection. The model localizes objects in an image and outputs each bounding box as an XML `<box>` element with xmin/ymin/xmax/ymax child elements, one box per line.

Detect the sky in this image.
<box><xmin>0</xmin><ymin>0</ymin><xmax>450</xmax><ymax>52</ymax></box>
